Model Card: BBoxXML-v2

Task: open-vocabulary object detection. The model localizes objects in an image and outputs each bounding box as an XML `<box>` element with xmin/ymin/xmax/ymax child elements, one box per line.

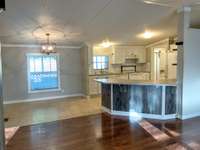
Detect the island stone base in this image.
<box><xmin>101</xmin><ymin>84</ymin><xmax>177</xmax><ymax>120</ymax></box>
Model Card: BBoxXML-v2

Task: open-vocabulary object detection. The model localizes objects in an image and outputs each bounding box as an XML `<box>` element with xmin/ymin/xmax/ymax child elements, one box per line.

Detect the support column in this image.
<box><xmin>176</xmin><ymin>7</ymin><xmax>191</xmax><ymax>119</ymax></box>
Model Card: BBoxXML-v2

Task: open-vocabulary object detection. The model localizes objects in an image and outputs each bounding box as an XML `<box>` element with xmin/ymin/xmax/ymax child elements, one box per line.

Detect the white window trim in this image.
<box><xmin>27</xmin><ymin>53</ymin><xmax>61</xmax><ymax>93</ymax></box>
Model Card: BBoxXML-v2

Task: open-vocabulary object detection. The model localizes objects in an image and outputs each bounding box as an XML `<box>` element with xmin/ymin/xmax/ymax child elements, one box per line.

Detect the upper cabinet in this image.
<box><xmin>112</xmin><ymin>47</ymin><xmax>125</xmax><ymax>64</ymax></box>
<box><xmin>112</xmin><ymin>46</ymin><xmax>146</xmax><ymax>64</ymax></box>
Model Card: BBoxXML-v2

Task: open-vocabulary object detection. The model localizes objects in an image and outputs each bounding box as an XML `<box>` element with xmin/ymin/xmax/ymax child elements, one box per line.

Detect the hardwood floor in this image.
<box><xmin>6</xmin><ymin>113</ymin><xmax>200</xmax><ymax>150</ymax></box>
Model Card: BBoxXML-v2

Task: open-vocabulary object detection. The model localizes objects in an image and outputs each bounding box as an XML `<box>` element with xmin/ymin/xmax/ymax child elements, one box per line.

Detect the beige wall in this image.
<box><xmin>2</xmin><ymin>46</ymin><xmax>87</xmax><ymax>102</ymax></box>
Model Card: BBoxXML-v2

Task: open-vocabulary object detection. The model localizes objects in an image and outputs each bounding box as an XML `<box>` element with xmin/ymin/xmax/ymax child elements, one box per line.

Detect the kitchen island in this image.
<box><xmin>96</xmin><ymin>78</ymin><xmax>177</xmax><ymax>120</ymax></box>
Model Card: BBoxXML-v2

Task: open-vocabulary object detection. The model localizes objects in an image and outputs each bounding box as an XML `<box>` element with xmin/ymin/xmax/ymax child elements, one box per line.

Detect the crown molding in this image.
<box><xmin>145</xmin><ymin>38</ymin><xmax>169</xmax><ymax>48</ymax></box>
<box><xmin>1</xmin><ymin>43</ymin><xmax>82</xmax><ymax>49</ymax></box>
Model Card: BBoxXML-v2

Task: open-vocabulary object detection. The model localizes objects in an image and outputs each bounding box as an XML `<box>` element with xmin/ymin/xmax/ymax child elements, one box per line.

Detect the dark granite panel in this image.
<box><xmin>129</xmin><ymin>85</ymin><xmax>143</xmax><ymax>113</ymax></box>
<box><xmin>165</xmin><ymin>86</ymin><xmax>176</xmax><ymax>114</ymax></box>
<box><xmin>102</xmin><ymin>84</ymin><xmax>111</xmax><ymax>109</ymax></box>
<box><xmin>113</xmin><ymin>85</ymin><xmax>162</xmax><ymax>114</ymax></box>
<box><xmin>113</xmin><ymin>85</ymin><xmax>131</xmax><ymax>111</ymax></box>
<box><xmin>130</xmin><ymin>85</ymin><xmax>162</xmax><ymax>114</ymax></box>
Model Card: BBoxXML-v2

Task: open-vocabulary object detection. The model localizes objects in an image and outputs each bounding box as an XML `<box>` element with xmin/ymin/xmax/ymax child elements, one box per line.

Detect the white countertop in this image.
<box><xmin>88</xmin><ymin>72</ymin><xmax>150</xmax><ymax>76</ymax></box>
<box><xmin>95</xmin><ymin>78</ymin><xmax>177</xmax><ymax>86</ymax></box>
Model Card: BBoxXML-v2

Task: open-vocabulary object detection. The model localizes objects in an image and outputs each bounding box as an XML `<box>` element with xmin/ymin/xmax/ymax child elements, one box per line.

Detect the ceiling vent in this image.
<box><xmin>0</xmin><ymin>0</ymin><xmax>5</xmax><ymax>13</ymax></box>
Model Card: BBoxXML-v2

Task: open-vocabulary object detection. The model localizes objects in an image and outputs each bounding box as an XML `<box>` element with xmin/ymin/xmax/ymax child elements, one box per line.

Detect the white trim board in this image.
<box><xmin>3</xmin><ymin>93</ymin><xmax>85</xmax><ymax>104</ymax></box>
<box><xmin>101</xmin><ymin>107</ymin><xmax>176</xmax><ymax>120</ymax></box>
<box><xmin>145</xmin><ymin>38</ymin><xmax>169</xmax><ymax>48</ymax></box>
<box><xmin>111</xmin><ymin>111</ymin><xmax>176</xmax><ymax>120</ymax></box>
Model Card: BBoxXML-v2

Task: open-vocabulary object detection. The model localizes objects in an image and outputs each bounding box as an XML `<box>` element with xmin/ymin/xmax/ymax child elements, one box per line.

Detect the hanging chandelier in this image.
<box><xmin>41</xmin><ymin>33</ymin><xmax>56</xmax><ymax>54</ymax></box>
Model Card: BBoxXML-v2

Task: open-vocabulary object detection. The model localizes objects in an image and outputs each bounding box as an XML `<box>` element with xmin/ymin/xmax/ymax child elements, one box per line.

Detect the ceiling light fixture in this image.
<box><xmin>41</xmin><ymin>33</ymin><xmax>56</xmax><ymax>54</ymax></box>
<box><xmin>101</xmin><ymin>40</ymin><xmax>112</xmax><ymax>48</ymax></box>
<box><xmin>143</xmin><ymin>31</ymin><xmax>154</xmax><ymax>39</ymax></box>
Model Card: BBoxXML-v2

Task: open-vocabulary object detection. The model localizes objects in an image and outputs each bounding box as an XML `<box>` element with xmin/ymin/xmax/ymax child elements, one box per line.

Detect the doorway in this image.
<box><xmin>152</xmin><ymin>48</ymin><xmax>167</xmax><ymax>80</ymax></box>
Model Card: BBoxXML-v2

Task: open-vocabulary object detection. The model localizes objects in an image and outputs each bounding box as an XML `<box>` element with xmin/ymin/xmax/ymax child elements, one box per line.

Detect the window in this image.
<box><xmin>93</xmin><ymin>56</ymin><xmax>109</xmax><ymax>70</ymax></box>
<box><xmin>27</xmin><ymin>54</ymin><xmax>60</xmax><ymax>92</ymax></box>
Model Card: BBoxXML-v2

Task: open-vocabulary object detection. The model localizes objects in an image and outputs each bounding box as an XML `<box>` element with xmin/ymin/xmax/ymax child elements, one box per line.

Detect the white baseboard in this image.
<box><xmin>3</xmin><ymin>93</ymin><xmax>85</xmax><ymax>104</ymax></box>
<box><xmin>181</xmin><ymin>112</ymin><xmax>200</xmax><ymax>120</ymax></box>
<box><xmin>111</xmin><ymin>111</ymin><xmax>176</xmax><ymax>120</ymax></box>
<box><xmin>101</xmin><ymin>107</ymin><xmax>176</xmax><ymax>120</ymax></box>
<box><xmin>101</xmin><ymin>106</ymin><xmax>111</xmax><ymax>113</ymax></box>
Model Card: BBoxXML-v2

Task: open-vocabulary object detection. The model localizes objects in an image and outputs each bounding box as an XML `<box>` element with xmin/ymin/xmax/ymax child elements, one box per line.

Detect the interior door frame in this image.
<box><xmin>153</xmin><ymin>49</ymin><xmax>161</xmax><ymax>80</ymax></box>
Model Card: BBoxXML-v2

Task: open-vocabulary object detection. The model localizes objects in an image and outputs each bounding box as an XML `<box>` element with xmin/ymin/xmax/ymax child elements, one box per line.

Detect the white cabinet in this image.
<box><xmin>110</xmin><ymin>74</ymin><xmax>128</xmax><ymax>80</ymax></box>
<box><xmin>89</xmin><ymin>76</ymin><xmax>99</xmax><ymax>95</ymax></box>
<box><xmin>112</xmin><ymin>46</ymin><xmax>146</xmax><ymax>64</ymax></box>
<box><xmin>124</xmin><ymin>47</ymin><xmax>146</xmax><ymax>63</ymax></box>
<box><xmin>119</xmin><ymin>74</ymin><xmax>129</xmax><ymax>80</ymax></box>
<box><xmin>88</xmin><ymin>73</ymin><xmax>150</xmax><ymax>95</ymax></box>
<box><xmin>129</xmin><ymin>73</ymin><xmax>150</xmax><ymax>80</ymax></box>
<box><xmin>89</xmin><ymin>76</ymin><xmax>107</xmax><ymax>95</ymax></box>
<box><xmin>112</xmin><ymin>48</ymin><xmax>125</xmax><ymax>64</ymax></box>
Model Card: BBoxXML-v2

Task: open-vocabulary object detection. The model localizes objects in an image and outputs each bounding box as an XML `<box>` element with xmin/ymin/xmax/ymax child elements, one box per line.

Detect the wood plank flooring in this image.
<box><xmin>6</xmin><ymin>113</ymin><xmax>200</xmax><ymax>150</ymax></box>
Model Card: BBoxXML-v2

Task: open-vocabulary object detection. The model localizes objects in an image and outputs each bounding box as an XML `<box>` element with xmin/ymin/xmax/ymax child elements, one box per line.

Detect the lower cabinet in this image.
<box><xmin>129</xmin><ymin>73</ymin><xmax>150</xmax><ymax>80</ymax></box>
<box><xmin>89</xmin><ymin>76</ymin><xmax>106</xmax><ymax>95</ymax></box>
<box><xmin>110</xmin><ymin>74</ymin><xmax>128</xmax><ymax>80</ymax></box>
<box><xmin>89</xmin><ymin>76</ymin><xmax>99</xmax><ymax>95</ymax></box>
<box><xmin>88</xmin><ymin>73</ymin><xmax>150</xmax><ymax>95</ymax></box>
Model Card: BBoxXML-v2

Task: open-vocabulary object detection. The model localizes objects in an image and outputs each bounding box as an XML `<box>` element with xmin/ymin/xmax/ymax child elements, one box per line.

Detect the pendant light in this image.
<box><xmin>41</xmin><ymin>33</ymin><xmax>56</xmax><ymax>54</ymax></box>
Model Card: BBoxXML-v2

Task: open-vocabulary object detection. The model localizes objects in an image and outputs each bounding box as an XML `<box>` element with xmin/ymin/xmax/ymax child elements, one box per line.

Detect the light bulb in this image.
<box><xmin>42</xmin><ymin>45</ymin><xmax>47</xmax><ymax>50</ymax></box>
<box><xmin>101</xmin><ymin>41</ymin><xmax>112</xmax><ymax>48</ymax></box>
<box><xmin>143</xmin><ymin>31</ymin><xmax>153</xmax><ymax>39</ymax></box>
<box><xmin>48</xmin><ymin>46</ymin><xmax>53</xmax><ymax>51</ymax></box>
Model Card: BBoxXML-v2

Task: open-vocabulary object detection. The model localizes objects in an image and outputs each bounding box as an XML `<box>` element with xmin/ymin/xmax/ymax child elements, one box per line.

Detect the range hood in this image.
<box><xmin>125</xmin><ymin>57</ymin><xmax>138</xmax><ymax>64</ymax></box>
<box><xmin>0</xmin><ymin>0</ymin><xmax>5</xmax><ymax>13</ymax></box>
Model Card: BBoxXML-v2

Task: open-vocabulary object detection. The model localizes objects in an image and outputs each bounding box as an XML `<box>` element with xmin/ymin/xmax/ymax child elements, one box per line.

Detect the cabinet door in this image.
<box><xmin>144</xmin><ymin>73</ymin><xmax>150</xmax><ymax>80</ymax></box>
<box><xmin>129</xmin><ymin>73</ymin><xmax>147</xmax><ymax>80</ymax></box>
<box><xmin>129</xmin><ymin>74</ymin><xmax>139</xmax><ymax>80</ymax></box>
<box><xmin>135</xmin><ymin>49</ymin><xmax>146</xmax><ymax>63</ymax></box>
<box><xmin>89</xmin><ymin>77</ymin><xmax>99</xmax><ymax>95</ymax></box>
<box><xmin>125</xmin><ymin>47</ymin><xmax>146</xmax><ymax>63</ymax></box>
<box><xmin>119</xmin><ymin>74</ymin><xmax>128</xmax><ymax>80</ymax></box>
<box><xmin>113</xmin><ymin>48</ymin><xmax>125</xmax><ymax>64</ymax></box>
<box><xmin>96</xmin><ymin>76</ymin><xmax>108</xmax><ymax>94</ymax></box>
<box><xmin>110</xmin><ymin>75</ymin><xmax>128</xmax><ymax>80</ymax></box>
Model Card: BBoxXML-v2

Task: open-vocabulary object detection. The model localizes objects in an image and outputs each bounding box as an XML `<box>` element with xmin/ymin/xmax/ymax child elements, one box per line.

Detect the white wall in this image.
<box><xmin>181</xmin><ymin>28</ymin><xmax>200</xmax><ymax>118</ymax></box>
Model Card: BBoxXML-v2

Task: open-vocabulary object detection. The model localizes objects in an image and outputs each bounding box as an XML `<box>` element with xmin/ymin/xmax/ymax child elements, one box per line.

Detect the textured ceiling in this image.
<box><xmin>0</xmin><ymin>0</ymin><xmax>199</xmax><ymax>46</ymax></box>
